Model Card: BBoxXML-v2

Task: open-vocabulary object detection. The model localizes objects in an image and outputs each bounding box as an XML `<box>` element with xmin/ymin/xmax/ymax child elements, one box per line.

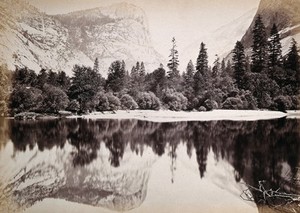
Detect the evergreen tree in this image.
<box><xmin>57</xmin><ymin>71</ymin><xmax>71</xmax><ymax>92</ymax></box>
<box><xmin>284</xmin><ymin>38</ymin><xmax>300</xmax><ymax>95</ymax></box>
<box><xmin>184</xmin><ymin>60</ymin><xmax>195</xmax><ymax>87</ymax></box>
<box><xmin>251</xmin><ymin>15</ymin><xmax>268</xmax><ymax>73</ymax></box>
<box><xmin>106</xmin><ymin>60</ymin><xmax>126</xmax><ymax>92</ymax></box>
<box><xmin>268</xmin><ymin>23</ymin><xmax>282</xmax><ymax>71</ymax></box>
<box><xmin>13</xmin><ymin>67</ymin><xmax>36</xmax><ymax>86</ymax></box>
<box><xmin>69</xmin><ymin>65</ymin><xmax>103</xmax><ymax>112</ymax></box>
<box><xmin>36</xmin><ymin>69</ymin><xmax>48</xmax><ymax>89</ymax></box>
<box><xmin>285</xmin><ymin>38</ymin><xmax>300</xmax><ymax>72</ymax></box>
<box><xmin>93</xmin><ymin>58</ymin><xmax>99</xmax><ymax>73</ymax></box>
<box><xmin>47</xmin><ymin>70</ymin><xmax>58</xmax><ymax>86</ymax></box>
<box><xmin>130</xmin><ymin>64</ymin><xmax>139</xmax><ymax>81</ymax></box>
<box><xmin>183</xmin><ymin>60</ymin><xmax>195</xmax><ymax>108</ymax></box>
<box><xmin>139</xmin><ymin>62</ymin><xmax>146</xmax><ymax>91</ymax></box>
<box><xmin>212</xmin><ymin>56</ymin><xmax>220</xmax><ymax>77</ymax></box>
<box><xmin>167</xmin><ymin>37</ymin><xmax>180</xmax><ymax>89</ymax></box>
<box><xmin>232</xmin><ymin>41</ymin><xmax>247</xmax><ymax>89</ymax></box>
<box><xmin>146</xmin><ymin>64</ymin><xmax>166</xmax><ymax>98</ymax></box>
<box><xmin>196</xmin><ymin>42</ymin><xmax>209</xmax><ymax>75</ymax></box>
<box><xmin>221</xmin><ymin>59</ymin><xmax>226</xmax><ymax>73</ymax></box>
<box><xmin>225</xmin><ymin>60</ymin><xmax>233</xmax><ymax>76</ymax></box>
<box><xmin>140</xmin><ymin>62</ymin><xmax>146</xmax><ymax>80</ymax></box>
<box><xmin>194</xmin><ymin>42</ymin><xmax>210</xmax><ymax>96</ymax></box>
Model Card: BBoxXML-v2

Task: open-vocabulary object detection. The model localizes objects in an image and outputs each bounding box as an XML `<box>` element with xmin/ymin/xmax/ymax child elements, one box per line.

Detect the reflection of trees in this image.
<box><xmin>10</xmin><ymin>119</ymin><xmax>68</xmax><ymax>152</ymax></box>
<box><xmin>8</xmin><ymin>118</ymin><xmax>300</xmax><ymax>199</ymax></box>
<box><xmin>0</xmin><ymin>118</ymin><xmax>11</xmax><ymax>150</ymax></box>
<box><xmin>68</xmin><ymin>119</ymin><xmax>101</xmax><ymax>167</ymax></box>
<box><xmin>105</xmin><ymin>131</ymin><xmax>125</xmax><ymax>167</ymax></box>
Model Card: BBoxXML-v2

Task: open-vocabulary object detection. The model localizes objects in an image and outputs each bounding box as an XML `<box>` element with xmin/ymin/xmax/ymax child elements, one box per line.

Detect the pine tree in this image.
<box><xmin>196</xmin><ymin>42</ymin><xmax>209</xmax><ymax>76</ymax></box>
<box><xmin>106</xmin><ymin>60</ymin><xmax>126</xmax><ymax>92</ymax></box>
<box><xmin>47</xmin><ymin>70</ymin><xmax>58</xmax><ymax>86</ymax></box>
<box><xmin>251</xmin><ymin>15</ymin><xmax>268</xmax><ymax>73</ymax></box>
<box><xmin>268</xmin><ymin>23</ymin><xmax>282</xmax><ymax>72</ymax></box>
<box><xmin>167</xmin><ymin>37</ymin><xmax>180</xmax><ymax>89</ymax></box>
<box><xmin>225</xmin><ymin>60</ymin><xmax>233</xmax><ymax>76</ymax></box>
<box><xmin>69</xmin><ymin>65</ymin><xmax>104</xmax><ymax>112</ymax></box>
<box><xmin>139</xmin><ymin>62</ymin><xmax>146</xmax><ymax>91</ymax></box>
<box><xmin>194</xmin><ymin>42</ymin><xmax>209</xmax><ymax>96</ymax></box>
<box><xmin>183</xmin><ymin>60</ymin><xmax>195</xmax><ymax>107</ymax></box>
<box><xmin>221</xmin><ymin>59</ymin><xmax>226</xmax><ymax>73</ymax></box>
<box><xmin>140</xmin><ymin>62</ymin><xmax>146</xmax><ymax>79</ymax></box>
<box><xmin>285</xmin><ymin>38</ymin><xmax>300</xmax><ymax>72</ymax></box>
<box><xmin>93</xmin><ymin>58</ymin><xmax>99</xmax><ymax>73</ymax></box>
<box><xmin>184</xmin><ymin>60</ymin><xmax>195</xmax><ymax>86</ymax></box>
<box><xmin>284</xmin><ymin>38</ymin><xmax>300</xmax><ymax>94</ymax></box>
<box><xmin>36</xmin><ymin>69</ymin><xmax>48</xmax><ymax>89</ymax></box>
<box><xmin>57</xmin><ymin>71</ymin><xmax>70</xmax><ymax>92</ymax></box>
<box><xmin>212</xmin><ymin>56</ymin><xmax>220</xmax><ymax>77</ymax></box>
<box><xmin>232</xmin><ymin>41</ymin><xmax>247</xmax><ymax>89</ymax></box>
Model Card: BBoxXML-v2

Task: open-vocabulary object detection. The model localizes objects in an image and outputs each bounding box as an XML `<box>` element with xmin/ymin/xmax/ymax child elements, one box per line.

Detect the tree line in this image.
<box><xmin>0</xmin><ymin>14</ymin><xmax>299</xmax><ymax>116</ymax></box>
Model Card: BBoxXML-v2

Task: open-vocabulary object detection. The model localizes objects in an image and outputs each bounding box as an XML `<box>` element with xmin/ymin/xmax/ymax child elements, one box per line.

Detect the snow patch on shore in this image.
<box><xmin>67</xmin><ymin>110</ymin><xmax>295</xmax><ymax>122</ymax></box>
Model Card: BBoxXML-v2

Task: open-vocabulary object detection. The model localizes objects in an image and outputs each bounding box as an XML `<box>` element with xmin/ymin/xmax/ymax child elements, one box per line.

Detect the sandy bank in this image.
<box><xmin>67</xmin><ymin>110</ymin><xmax>299</xmax><ymax>122</ymax></box>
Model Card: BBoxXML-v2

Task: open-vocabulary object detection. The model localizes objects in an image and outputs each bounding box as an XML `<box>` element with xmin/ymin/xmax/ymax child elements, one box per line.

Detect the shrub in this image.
<box><xmin>120</xmin><ymin>94</ymin><xmax>138</xmax><ymax>110</ymax></box>
<box><xmin>137</xmin><ymin>92</ymin><xmax>161</xmax><ymax>110</ymax></box>
<box><xmin>273</xmin><ymin>95</ymin><xmax>293</xmax><ymax>112</ymax></box>
<box><xmin>204</xmin><ymin>99</ymin><xmax>218</xmax><ymax>111</ymax></box>
<box><xmin>239</xmin><ymin>90</ymin><xmax>257</xmax><ymax>110</ymax></box>
<box><xmin>222</xmin><ymin>97</ymin><xmax>243</xmax><ymax>109</ymax></box>
<box><xmin>198</xmin><ymin>106</ymin><xmax>207</xmax><ymax>111</ymax></box>
<box><xmin>161</xmin><ymin>89</ymin><xmax>188</xmax><ymax>111</ymax></box>
<box><xmin>96</xmin><ymin>93</ymin><xmax>120</xmax><ymax>111</ymax></box>
<box><xmin>290</xmin><ymin>95</ymin><xmax>300</xmax><ymax>110</ymax></box>
<box><xmin>67</xmin><ymin>100</ymin><xmax>80</xmax><ymax>113</ymax></box>
<box><xmin>41</xmin><ymin>84</ymin><xmax>69</xmax><ymax>113</ymax></box>
<box><xmin>10</xmin><ymin>85</ymin><xmax>43</xmax><ymax>114</ymax></box>
<box><xmin>106</xmin><ymin>93</ymin><xmax>121</xmax><ymax>111</ymax></box>
<box><xmin>96</xmin><ymin>92</ymin><xmax>110</xmax><ymax>112</ymax></box>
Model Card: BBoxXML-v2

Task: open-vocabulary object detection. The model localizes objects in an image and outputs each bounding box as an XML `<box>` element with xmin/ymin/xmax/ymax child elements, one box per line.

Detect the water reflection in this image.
<box><xmin>0</xmin><ymin>118</ymin><xmax>299</xmax><ymax>212</ymax></box>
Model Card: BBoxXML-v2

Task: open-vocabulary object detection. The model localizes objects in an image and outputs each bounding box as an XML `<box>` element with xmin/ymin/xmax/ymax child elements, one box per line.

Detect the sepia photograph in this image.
<box><xmin>0</xmin><ymin>0</ymin><xmax>299</xmax><ymax>212</ymax></box>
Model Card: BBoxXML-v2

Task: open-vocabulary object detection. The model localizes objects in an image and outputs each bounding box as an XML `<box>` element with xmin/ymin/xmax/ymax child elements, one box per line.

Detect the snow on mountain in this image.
<box><xmin>0</xmin><ymin>0</ymin><xmax>164</xmax><ymax>76</ymax></box>
<box><xmin>181</xmin><ymin>8</ymin><xmax>257</xmax><ymax>67</ymax></box>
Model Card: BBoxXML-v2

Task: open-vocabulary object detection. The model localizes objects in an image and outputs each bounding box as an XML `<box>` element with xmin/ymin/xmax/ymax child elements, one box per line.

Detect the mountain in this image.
<box><xmin>241</xmin><ymin>0</ymin><xmax>300</xmax><ymax>55</ymax></box>
<box><xmin>0</xmin><ymin>0</ymin><xmax>164</xmax><ymax>76</ymax></box>
<box><xmin>181</xmin><ymin>8</ymin><xmax>257</xmax><ymax>67</ymax></box>
<box><xmin>182</xmin><ymin>0</ymin><xmax>300</xmax><ymax>67</ymax></box>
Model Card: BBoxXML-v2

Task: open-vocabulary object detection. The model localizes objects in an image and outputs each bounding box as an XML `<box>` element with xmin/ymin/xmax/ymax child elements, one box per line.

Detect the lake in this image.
<box><xmin>0</xmin><ymin>117</ymin><xmax>299</xmax><ymax>213</ymax></box>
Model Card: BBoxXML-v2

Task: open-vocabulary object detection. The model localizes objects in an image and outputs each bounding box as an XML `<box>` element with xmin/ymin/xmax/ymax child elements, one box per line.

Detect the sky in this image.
<box><xmin>27</xmin><ymin>0</ymin><xmax>260</xmax><ymax>61</ymax></box>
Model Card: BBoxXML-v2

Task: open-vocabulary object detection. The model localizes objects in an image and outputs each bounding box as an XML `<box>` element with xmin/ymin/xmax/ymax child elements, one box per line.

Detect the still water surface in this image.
<box><xmin>0</xmin><ymin>118</ymin><xmax>299</xmax><ymax>213</ymax></box>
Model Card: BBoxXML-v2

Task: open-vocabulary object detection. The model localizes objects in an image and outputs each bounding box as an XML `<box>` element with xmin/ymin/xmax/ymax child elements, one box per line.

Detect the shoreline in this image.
<box><xmin>67</xmin><ymin>110</ymin><xmax>299</xmax><ymax>122</ymax></box>
<box><xmin>7</xmin><ymin>110</ymin><xmax>300</xmax><ymax>122</ymax></box>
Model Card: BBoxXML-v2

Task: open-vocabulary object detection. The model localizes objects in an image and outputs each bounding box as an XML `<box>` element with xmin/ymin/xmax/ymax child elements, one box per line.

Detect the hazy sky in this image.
<box><xmin>28</xmin><ymin>0</ymin><xmax>260</xmax><ymax>59</ymax></box>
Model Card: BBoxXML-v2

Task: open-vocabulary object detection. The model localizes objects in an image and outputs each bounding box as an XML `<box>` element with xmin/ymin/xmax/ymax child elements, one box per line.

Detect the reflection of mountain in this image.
<box><xmin>1</xmin><ymin>118</ymin><xmax>300</xmax><ymax>212</ymax></box>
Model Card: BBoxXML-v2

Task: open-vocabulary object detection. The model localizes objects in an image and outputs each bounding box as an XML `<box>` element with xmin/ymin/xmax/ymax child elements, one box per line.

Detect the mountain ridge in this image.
<box><xmin>0</xmin><ymin>0</ymin><xmax>163</xmax><ymax>76</ymax></box>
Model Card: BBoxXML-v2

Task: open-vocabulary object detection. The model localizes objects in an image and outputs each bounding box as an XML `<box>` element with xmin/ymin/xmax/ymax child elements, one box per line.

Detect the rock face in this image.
<box><xmin>0</xmin><ymin>0</ymin><xmax>163</xmax><ymax>76</ymax></box>
<box><xmin>181</xmin><ymin>8</ymin><xmax>256</xmax><ymax>66</ymax></box>
<box><xmin>241</xmin><ymin>0</ymin><xmax>300</xmax><ymax>54</ymax></box>
<box><xmin>183</xmin><ymin>0</ymin><xmax>300</xmax><ymax>65</ymax></box>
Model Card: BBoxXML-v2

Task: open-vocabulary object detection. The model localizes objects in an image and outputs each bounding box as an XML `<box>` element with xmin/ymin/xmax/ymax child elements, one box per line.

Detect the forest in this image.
<box><xmin>0</xmin><ymin>15</ymin><xmax>299</xmax><ymax>116</ymax></box>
